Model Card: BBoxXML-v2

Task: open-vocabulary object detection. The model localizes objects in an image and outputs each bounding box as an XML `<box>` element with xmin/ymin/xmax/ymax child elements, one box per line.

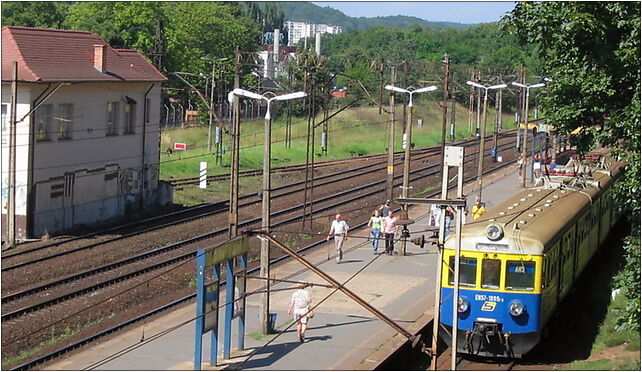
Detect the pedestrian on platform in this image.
<box><xmin>326</xmin><ymin>214</ymin><xmax>349</xmax><ymax>263</ymax></box>
<box><xmin>533</xmin><ymin>155</ymin><xmax>542</xmax><ymax>179</ymax></box>
<box><xmin>430</xmin><ymin>204</ymin><xmax>441</xmax><ymax>227</ymax></box>
<box><xmin>382</xmin><ymin>211</ymin><xmax>398</xmax><ymax>255</ymax></box>
<box><xmin>288</xmin><ymin>284</ymin><xmax>312</xmax><ymax>343</ymax></box>
<box><xmin>517</xmin><ymin>155</ymin><xmax>524</xmax><ymax>179</ymax></box>
<box><xmin>367</xmin><ymin>209</ymin><xmax>383</xmax><ymax>254</ymax></box>
<box><xmin>472</xmin><ymin>200</ymin><xmax>486</xmax><ymax>221</ymax></box>
<box><xmin>379</xmin><ymin>199</ymin><xmax>392</xmax><ymax>218</ymax></box>
<box><xmin>444</xmin><ymin>205</ymin><xmax>456</xmax><ymax>237</ymax></box>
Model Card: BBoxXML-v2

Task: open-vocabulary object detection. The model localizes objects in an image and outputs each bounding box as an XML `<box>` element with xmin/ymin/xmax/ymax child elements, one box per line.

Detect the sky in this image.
<box><xmin>313</xmin><ymin>1</ymin><xmax>516</xmax><ymax>24</ymax></box>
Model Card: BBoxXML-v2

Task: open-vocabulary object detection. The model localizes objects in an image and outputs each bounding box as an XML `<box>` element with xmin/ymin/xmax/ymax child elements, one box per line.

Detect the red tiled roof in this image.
<box><xmin>1</xmin><ymin>26</ymin><xmax>166</xmax><ymax>82</ymax></box>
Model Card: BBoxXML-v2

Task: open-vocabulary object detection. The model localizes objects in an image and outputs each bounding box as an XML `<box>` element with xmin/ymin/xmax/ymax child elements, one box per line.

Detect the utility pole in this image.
<box><xmin>467</xmin><ymin>68</ymin><xmax>474</xmax><ymax>136</ymax></box>
<box><xmin>259</xmin><ymin>100</ymin><xmax>272</xmax><ymax>336</ymax></box>
<box><xmin>228</xmin><ymin>47</ymin><xmax>241</xmax><ymax>239</ymax></box>
<box><xmin>519</xmin><ymin>66</ymin><xmax>528</xmax><ymax>188</ymax></box>
<box><xmin>440</xmin><ymin>54</ymin><xmax>450</xmax><ymax>182</ymax></box>
<box><xmin>492</xmin><ymin>74</ymin><xmax>502</xmax><ymax>160</ymax></box>
<box><xmin>207</xmin><ymin>62</ymin><xmax>215</xmax><ymax>153</ymax></box>
<box><xmin>386</xmin><ymin>66</ymin><xmax>396</xmax><ymax>201</ymax></box>
<box><xmin>6</xmin><ymin>62</ymin><xmax>18</xmax><ymax>247</ymax></box>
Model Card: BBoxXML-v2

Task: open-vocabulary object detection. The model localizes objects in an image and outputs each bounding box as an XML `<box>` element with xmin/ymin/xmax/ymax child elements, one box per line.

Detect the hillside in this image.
<box><xmin>279</xmin><ymin>2</ymin><xmax>470</xmax><ymax>31</ymax></box>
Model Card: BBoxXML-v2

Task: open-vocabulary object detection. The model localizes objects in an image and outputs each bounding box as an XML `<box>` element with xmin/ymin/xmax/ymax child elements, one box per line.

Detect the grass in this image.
<box><xmin>160</xmin><ymin>100</ymin><xmax>517</xmax><ymax>181</ymax></box>
<box><xmin>1</xmin><ymin>312</ymin><xmax>117</xmax><ymax>367</ymax></box>
<box><xmin>563</xmin><ymin>291</ymin><xmax>641</xmax><ymax>370</ymax></box>
<box><xmin>566</xmin><ymin>356</ymin><xmax>640</xmax><ymax>370</ymax></box>
<box><xmin>160</xmin><ymin>100</ymin><xmax>517</xmax><ymax>206</ymax></box>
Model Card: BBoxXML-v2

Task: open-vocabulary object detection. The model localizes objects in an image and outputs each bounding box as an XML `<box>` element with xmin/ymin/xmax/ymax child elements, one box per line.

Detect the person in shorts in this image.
<box><xmin>288</xmin><ymin>284</ymin><xmax>312</xmax><ymax>342</ymax></box>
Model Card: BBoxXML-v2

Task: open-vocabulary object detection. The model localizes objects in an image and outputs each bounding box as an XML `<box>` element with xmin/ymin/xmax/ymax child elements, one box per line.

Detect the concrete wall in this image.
<box><xmin>1</xmin><ymin>88</ymin><xmax>34</xmax><ymax>239</ymax></box>
<box><xmin>2</xmin><ymin>81</ymin><xmax>167</xmax><ymax>239</ymax></box>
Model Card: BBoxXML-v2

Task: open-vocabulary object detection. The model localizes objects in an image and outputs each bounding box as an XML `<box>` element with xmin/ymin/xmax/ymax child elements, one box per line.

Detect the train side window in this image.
<box><xmin>448</xmin><ymin>256</ymin><xmax>477</xmax><ymax>287</ymax></box>
<box><xmin>481</xmin><ymin>259</ymin><xmax>501</xmax><ymax>289</ymax></box>
<box><xmin>505</xmin><ymin>261</ymin><xmax>535</xmax><ymax>291</ymax></box>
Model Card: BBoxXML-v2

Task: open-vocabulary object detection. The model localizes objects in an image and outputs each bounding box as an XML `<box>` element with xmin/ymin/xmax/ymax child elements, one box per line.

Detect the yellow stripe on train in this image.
<box><xmin>440</xmin><ymin>249</ymin><xmax>543</xmax><ymax>295</ymax></box>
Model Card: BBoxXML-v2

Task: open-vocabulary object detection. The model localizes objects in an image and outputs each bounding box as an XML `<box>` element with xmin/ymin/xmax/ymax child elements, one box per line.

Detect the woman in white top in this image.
<box><xmin>288</xmin><ymin>284</ymin><xmax>312</xmax><ymax>342</ymax></box>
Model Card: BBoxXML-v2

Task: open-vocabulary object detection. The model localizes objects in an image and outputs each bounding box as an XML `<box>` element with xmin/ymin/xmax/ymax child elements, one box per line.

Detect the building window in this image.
<box><xmin>106</xmin><ymin>102</ymin><xmax>119</xmax><ymax>136</ymax></box>
<box><xmin>124</xmin><ymin>97</ymin><xmax>136</xmax><ymax>134</ymax></box>
<box><xmin>35</xmin><ymin>104</ymin><xmax>53</xmax><ymax>141</ymax></box>
<box><xmin>57</xmin><ymin>103</ymin><xmax>73</xmax><ymax>140</ymax></box>
<box><xmin>1</xmin><ymin>104</ymin><xmax>7</xmax><ymax>132</ymax></box>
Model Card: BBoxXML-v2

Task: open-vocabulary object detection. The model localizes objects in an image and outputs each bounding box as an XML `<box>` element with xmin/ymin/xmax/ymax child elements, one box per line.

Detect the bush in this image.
<box><xmin>612</xmin><ymin>232</ymin><xmax>641</xmax><ymax>332</ymax></box>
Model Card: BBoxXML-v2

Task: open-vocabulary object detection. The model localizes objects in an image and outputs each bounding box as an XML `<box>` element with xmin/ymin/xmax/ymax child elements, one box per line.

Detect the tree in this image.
<box><xmin>1</xmin><ymin>1</ymin><xmax>70</xmax><ymax>29</ymax></box>
<box><xmin>64</xmin><ymin>2</ymin><xmax>165</xmax><ymax>56</ymax></box>
<box><xmin>504</xmin><ymin>1</ymin><xmax>640</xmax><ymax>331</ymax></box>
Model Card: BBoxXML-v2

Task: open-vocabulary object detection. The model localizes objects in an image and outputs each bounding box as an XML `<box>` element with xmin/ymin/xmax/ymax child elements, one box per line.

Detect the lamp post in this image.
<box><xmin>200</xmin><ymin>57</ymin><xmax>228</xmax><ymax>160</ymax></box>
<box><xmin>384</xmin><ymin>84</ymin><xmax>437</xmax><ymax>255</ymax></box>
<box><xmin>466</xmin><ymin>81</ymin><xmax>507</xmax><ymax>201</ymax></box>
<box><xmin>511</xmin><ymin>82</ymin><xmax>545</xmax><ymax>187</ymax></box>
<box><xmin>231</xmin><ymin>88</ymin><xmax>307</xmax><ymax>335</ymax></box>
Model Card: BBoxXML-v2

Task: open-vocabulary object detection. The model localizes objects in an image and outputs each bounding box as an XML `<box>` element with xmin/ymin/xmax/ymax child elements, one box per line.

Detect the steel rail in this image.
<box><xmin>1</xmin><ymin>143</ymin><xmax>446</xmax><ymax>268</ymax></box>
<box><xmin>8</xmin><ymin>149</ymin><xmax>519</xmax><ymax>371</ymax></box>
<box><xmin>2</xmin><ymin>138</ymin><xmax>516</xmax><ymax>319</ymax></box>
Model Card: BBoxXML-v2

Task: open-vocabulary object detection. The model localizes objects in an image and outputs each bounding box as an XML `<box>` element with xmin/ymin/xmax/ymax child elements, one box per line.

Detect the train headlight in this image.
<box><xmin>486</xmin><ymin>224</ymin><xmax>504</xmax><ymax>241</ymax></box>
<box><xmin>509</xmin><ymin>300</ymin><xmax>526</xmax><ymax>316</ymax></box>
<box><xmin>458</xmin><ymin>296</ymin><xmax>469</xmax><ymax>313</ymax></box>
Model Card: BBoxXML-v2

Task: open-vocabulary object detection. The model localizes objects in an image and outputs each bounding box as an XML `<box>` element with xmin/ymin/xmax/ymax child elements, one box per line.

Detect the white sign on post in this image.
<box><xmin>444</xmin><ymin>146</ymin><xmax>464</xmax><ymax>167</ymax></box>
<box><xmin>199</xmin><ymin>162</ymin><xmax>207</xmax><ymax>189</ymax></box>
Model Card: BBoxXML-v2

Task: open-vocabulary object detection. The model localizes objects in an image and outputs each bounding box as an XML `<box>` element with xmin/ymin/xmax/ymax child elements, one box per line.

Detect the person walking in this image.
<box><xmin>379</xmin><ymin>199</ymin><xmax>392</xmax><ymax>219</ymax></box>
<box><xmin>326</xmin><ymin>214</ymin><xmax>349</xmax><ymax>263</ymax></box>
<box><xmin>430</xmin><ymin>204</ymin><xmax>441</xmax><ymax>227</ymax></box>
<box><xmin>382</xmin><ymin>210</ymin><xmax>398</xmax><ymax>255</ymax></box>
<box><xmin>288</xmin><ymin>284</ymin><xmax>312</xmax><ymax>343</ymax></box>
<box><xmin>444</xmin><ymin>205</ymin><xmax>456</xmax><ymax>237</ymax></box>
<box><xmin>472</xmin><ymin>200</ymin><xmax>486</xmax><ymax>221</ymax></box>
<box><xmin>367</xmin><ymin>209</ymin><xmax>383</xmax><ymax>254</ymax></box>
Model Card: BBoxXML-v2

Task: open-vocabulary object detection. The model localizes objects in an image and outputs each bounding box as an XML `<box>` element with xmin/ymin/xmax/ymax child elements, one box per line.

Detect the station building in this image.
<box><xmin>1</xmin><ymin>26</ymin><xmax>171</xmax><ymax>240</ymax></box>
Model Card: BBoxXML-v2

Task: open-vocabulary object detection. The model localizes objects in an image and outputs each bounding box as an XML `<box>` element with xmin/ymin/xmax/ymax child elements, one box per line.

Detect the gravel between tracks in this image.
<box><xmin>1</xmin><ymin>138</ymin><xmax>518</xmax><ymax>368</ymax></box>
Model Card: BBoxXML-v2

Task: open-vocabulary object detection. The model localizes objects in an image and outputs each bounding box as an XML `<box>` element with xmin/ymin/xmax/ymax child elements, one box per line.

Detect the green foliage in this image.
<box><xmin>1</xmin><ymin>1</ymin><xmax>70</xmax><ymax>29</ymax></box>
<box><xmin>64</xmin><ymin>1</ymin><xmax>164</xmax><ymax>52</ymax></box>
<box><xmin>612</xmin><ymin>234</ymin><xmax>641</xmax><ymax>332</ymax></box>
<box><xmin>504</xmin><ymin>0</ymin><xmax>641</xmax><ymax>332</ymax></box>
<box><xmin>321</xmin><ymin>22</ymin><xmax>538</xmax><ymax>67</ymax></box>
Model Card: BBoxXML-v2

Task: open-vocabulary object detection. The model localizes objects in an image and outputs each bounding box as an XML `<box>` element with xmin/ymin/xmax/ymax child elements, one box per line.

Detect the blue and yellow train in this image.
<box><xmin>438</xmin><ymin>149</ymin><xmax>623</xmax><ymax>358</ymax></box>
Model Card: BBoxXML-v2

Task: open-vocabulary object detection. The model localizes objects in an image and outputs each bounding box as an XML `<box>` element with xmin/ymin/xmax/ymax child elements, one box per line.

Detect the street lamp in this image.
<box><xmin>466</xmin><ymin>81</ymin><xmax>507</xmax><ymax>201</ymax></box>
<box><xmin>200</xmin><ymin>57</ymin><xmax>229</xmax><ymax>161</ymax></box>
<box><xmin>511</xmin><ymin>82</ymin><xmax>545</xmax><ymax>187</ymax></box>
<box><xmin>231</xmin><ymin>88</ymin><xmax>307</xmax><ymax>334</ymax></box>
<box><xmin>385</xmin><ymin>84</ymin><xmax>437</xmax><ymax>255</ymax></box>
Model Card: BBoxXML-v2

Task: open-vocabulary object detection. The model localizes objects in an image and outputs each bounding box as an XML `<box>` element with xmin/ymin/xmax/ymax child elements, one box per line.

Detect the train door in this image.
<box><xmin>541</xmin><ymin>244</ymin><xmax>559</xmax><ymax>325</ymax></box>
<box><xmin>559</xmin><ymin>226</ymin><xmax>575</xmax><ymax>300</ymax></box>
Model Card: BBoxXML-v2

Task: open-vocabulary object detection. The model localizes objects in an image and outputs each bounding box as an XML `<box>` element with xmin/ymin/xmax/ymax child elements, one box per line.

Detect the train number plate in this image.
<box><xmin>475</xmin><ymin>243</ymin><xmax>510</xmax><ymax>251</ymax></box>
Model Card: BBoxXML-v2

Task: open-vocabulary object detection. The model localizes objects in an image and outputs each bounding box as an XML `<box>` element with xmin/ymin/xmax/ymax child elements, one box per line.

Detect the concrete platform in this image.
<box><xmin>46</xmin><ymin>164</ymin><xmax>523</xmax><ymax>371</ymax></box>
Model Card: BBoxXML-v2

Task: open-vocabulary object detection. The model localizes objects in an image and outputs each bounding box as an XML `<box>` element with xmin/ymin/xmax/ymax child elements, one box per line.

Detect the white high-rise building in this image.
<box><xmin>284</xmin><ymin>21</ymin><xmax>342</xmax><ymax>46</ymax></box>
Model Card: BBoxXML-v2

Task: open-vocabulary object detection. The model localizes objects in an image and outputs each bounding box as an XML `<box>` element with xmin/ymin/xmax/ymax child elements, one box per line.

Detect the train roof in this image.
<box><xmin>445</xmin><ymin>150</ymin><xmax>624</xmax><ymax>256</ymax></box>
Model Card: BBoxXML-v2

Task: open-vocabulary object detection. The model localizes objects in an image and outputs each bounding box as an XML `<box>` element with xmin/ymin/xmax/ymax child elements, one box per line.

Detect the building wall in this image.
<box><xmin>1</xmin><ymin>88</ymin><xmax>34</xmax><ymax>239</ymax></box>
<box><xmin>1</xmin><ymin>81</ymin><xmax>168</xmax><ymax>238</ymax></box>
<box><xmin>284</xmin><ymin>21</ymin><xmax>343</xmax><ymax>47</ymax></box>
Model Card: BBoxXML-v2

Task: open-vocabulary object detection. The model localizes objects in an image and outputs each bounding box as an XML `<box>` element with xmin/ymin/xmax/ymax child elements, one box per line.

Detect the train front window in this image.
<box><xmin>448</xmin><ymin>256</ymin><xmax>477</xmax><ymax>287</ymax></box>
<box><xmin>505</xmin><ymin>261</ymin><xmax>535</xmax><ymax>291</ymax></box>
<box><xmin>482</xmin><ymin>259</ymin><xmax>501</xmax><ymax>289</ymax></box>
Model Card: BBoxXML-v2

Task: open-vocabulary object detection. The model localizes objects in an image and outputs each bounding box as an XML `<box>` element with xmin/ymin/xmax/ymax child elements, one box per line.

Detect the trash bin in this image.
<box><xmin>268</xmin><ymin>312</ymin><xmax>278</xmax><ymax>333</ymax></box>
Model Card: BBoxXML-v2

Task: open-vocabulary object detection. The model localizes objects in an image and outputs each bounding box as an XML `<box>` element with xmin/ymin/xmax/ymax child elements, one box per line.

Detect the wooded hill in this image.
<box><xmin>280</xmin><ymin>2</ymin><xmax>470</xmax><ymax>31</ymax></box>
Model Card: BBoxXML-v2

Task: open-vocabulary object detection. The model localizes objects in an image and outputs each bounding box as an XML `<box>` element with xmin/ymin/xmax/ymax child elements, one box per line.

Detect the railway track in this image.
<box><xmin>1</xmin><ymin>132</ymin><xmax>516</xmax><ymax>274</ymax></box>
<box><xmin>3</xmin><ymin>138</ymin><xmax>517</xmax><ymax>315</ymax></box>
<box><xmin>3</xmin><ymin>134</ymin><xmax>519</xmax><ymax>370</ymax></box>
<box><xmin>2</xmin><ymin>131</ymin><xmax>517</xmax><ymax>260</ymax></box>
